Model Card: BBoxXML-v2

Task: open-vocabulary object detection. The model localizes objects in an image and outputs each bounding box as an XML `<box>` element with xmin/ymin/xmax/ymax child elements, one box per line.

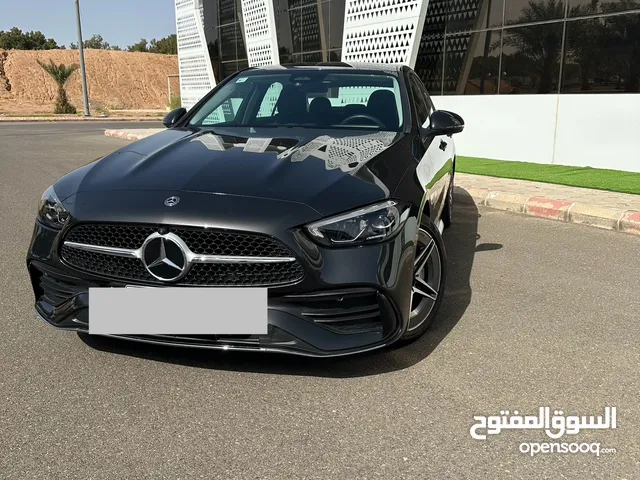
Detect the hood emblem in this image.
<box><xmin>164</xmin><ymin>196</ymin><xmax>180</xmax><ymax>207</ymax></box>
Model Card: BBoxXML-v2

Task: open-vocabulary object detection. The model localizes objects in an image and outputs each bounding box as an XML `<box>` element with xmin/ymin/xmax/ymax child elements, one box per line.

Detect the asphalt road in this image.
<box><xmin>1</xmin><ymin>122</ymin><xmax>639</xmax><ymax>479</ymax></box>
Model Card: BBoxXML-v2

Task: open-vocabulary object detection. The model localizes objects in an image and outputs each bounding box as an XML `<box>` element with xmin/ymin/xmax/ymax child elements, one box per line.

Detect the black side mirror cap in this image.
<box><xmin>426</xmin><ymin>110</ymin><xmax>465</xmax><ymax>136</ymax></box>
<box><xmin>163</xmin><ymin>107</ymin><xmax>187</xmax><ymax>128</ymax></box>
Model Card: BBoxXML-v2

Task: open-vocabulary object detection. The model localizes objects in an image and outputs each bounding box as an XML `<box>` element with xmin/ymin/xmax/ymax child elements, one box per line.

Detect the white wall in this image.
<box><xmin>554</xmin><ymin>94</ymin><xmax>640</xmax><ymax>172</ymax></box>
<box><xmin>435</xmin><ymin>93</ymin><xmax>640</xmax><ymax>173</ymax></box>
<box><xmin>435</xmin><ymin>95</ymin><xmax>558</xmax><ymax>165</ymax></box>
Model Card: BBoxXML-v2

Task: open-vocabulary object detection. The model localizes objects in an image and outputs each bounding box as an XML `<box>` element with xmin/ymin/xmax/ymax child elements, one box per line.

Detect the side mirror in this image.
<box><xmin>163</xmin><ymin>107</ymin><xmax>187</xmax><ymax>128</ymax></box>
<box><xmin>425</xmin><ymin>110</ymin><xmax>465</xmax><ymax>136</ymax></box>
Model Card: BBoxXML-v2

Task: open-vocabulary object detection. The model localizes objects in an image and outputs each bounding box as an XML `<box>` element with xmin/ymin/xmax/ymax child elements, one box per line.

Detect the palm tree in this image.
<box><xmin>37</xmin><ymin>59</ymin><xmax>79</xmax><ymax>114</ymax></box>
<box><xmin>565</xmin><ymin>1</ymin><xmax>601</xmax><ymax>91</ymax></box>
<box><xmin>501</xmin><ymin>0</ymin><xmax>565</xmax><ymax>93</ymax></box>
<box><xmin>600</xmin><ymin>0</ymin><xmax>640</xmax><ymax>92</ymax></box>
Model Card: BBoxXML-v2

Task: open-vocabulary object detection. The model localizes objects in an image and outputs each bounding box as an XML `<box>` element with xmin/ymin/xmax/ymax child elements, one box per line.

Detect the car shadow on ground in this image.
<box><xmin>80</xmin><ymin>188</ymin><xmax>488</xmax><ymax>378</ymax></box>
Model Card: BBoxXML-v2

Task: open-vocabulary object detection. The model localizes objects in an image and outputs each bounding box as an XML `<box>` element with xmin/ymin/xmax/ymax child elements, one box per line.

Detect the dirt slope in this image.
<box><xmin>0</xmin><ymin>49</ymin><xmax>179</xmax><ymax>114</ymax></box>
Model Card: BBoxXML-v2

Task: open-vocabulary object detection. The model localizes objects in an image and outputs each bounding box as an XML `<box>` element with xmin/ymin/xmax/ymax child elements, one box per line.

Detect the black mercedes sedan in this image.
<box><xmin>26</xmin><ymin>63</ymin><xmax>464</xmax><ymax>357</ymax></box>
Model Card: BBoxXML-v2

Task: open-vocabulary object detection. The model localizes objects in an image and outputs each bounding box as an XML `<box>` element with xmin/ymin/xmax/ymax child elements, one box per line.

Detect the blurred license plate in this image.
<box><xmin>88</xmin><ymin>287</ymin><xmax>267</xmax><ymax>335</ymax></box>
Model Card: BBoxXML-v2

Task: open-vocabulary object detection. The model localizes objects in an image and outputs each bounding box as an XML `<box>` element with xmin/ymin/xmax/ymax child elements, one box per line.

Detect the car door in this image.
<box><xmin>408</xmin><ymin>72</ymin><xmax>451</xmax><ymax>224</ymax></box>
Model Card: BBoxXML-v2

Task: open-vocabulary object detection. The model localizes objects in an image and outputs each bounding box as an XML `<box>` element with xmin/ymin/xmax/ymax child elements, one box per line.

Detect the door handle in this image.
<box><xmin>439</xmin><ymin>140</ymin><xmax>447</xmax><ymax>151</ymax></box>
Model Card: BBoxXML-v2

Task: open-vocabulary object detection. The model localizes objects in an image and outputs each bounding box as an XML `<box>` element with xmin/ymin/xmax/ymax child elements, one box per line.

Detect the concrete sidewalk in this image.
<box><xmin>103</xmin><ymin>127</ymin><xmax>640</xmax><ymax>235</ymax></box>
<box><xmin>456</xmin><ymin>174</ymin><xmax>640</xmax><ymax>235</ymax></box>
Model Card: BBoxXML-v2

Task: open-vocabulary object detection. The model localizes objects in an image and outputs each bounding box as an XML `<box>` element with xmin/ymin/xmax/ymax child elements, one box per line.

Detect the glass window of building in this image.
<box><xmin>415</xmin><ymin>35</ymin><xmax>445</xmax><ymax>95</ymax></box>
<box><xmin>504</xmin><ymin>0</ymin><xmax>566</xmax><ymax>26</ymax></box>
<box><xmin>330</xmin><ymin>1</ymin><xmax>345</xmax><ymax>50</ymax></box>
<box><xmin>203</xmin><ymin>0</ymin><xmax>247</xmax><ymax>82</ymax></box>
<box><xmin>446</xmin><ymin>0</ymin><xmax>505</xmax><ymax>33</ymax></box>
<box><xmin>569</xmin><ymin>0</ymin><xmax>640</xmax><ymax>17</ymax></box>
<box><xmin>195</xmin><ymin>0</ymin><xmax>639</xmax><ymax>97</ymax></box>
<box><xmin>563</xmin><ymin>13</ymin><xmax>640</xmax><ymax>93</ymax></box>
<box><xmin>443</xmin><ymin>30</ymin><xmax>502</xmax><ymax>94</ymax></box>
<box><xmin>275</xmin><ymin>1</ymin><xmax>335</xmax><ymax>63</ymax></box>
<box><xmin>500</xmin><ymin>22</ymin><xmax>563</xmax><ymax>94</ymax></box>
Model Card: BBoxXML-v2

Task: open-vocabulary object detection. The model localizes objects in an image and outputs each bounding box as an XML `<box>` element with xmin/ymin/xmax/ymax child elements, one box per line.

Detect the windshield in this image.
<box><xmin>188</xmin><ymin>70</ymin><xmax>404</xmax><ymax>132</ymax></box>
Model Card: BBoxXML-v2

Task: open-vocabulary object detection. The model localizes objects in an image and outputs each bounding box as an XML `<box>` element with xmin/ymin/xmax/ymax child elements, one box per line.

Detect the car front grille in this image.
<box><xmin>60</xmin><ymin>223</ymin><xmax>305</xmax><ymax>287</ymax></box>
<box><xmin>64</xmin><ymin>223</ymin><xmax>294</xmax><ymax>257</ymax></box>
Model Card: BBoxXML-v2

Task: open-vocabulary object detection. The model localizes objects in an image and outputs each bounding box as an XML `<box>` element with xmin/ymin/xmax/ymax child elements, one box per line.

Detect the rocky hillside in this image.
<box><xmin>0</xmin><ymin>49</ymin><xmax>179</xmax><ymax>114</ymax></box>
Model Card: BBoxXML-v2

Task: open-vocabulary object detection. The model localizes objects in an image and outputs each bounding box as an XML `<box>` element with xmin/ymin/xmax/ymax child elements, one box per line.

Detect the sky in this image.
<box><xmin>1</xmin><ymin>0</ymin><xmax>176</xmax><ymax>49</ymax></box>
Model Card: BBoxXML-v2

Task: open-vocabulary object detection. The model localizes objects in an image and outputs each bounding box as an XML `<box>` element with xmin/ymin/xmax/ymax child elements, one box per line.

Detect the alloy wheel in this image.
<box><xmin>408</xmin><ymin>228</ymin><xmax>442</xmax><ymax>331</ymax></box>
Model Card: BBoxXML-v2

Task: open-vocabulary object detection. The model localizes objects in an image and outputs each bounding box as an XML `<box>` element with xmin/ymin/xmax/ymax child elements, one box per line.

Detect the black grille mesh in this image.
<box><xmin>61</xmin><ymin>224</ymin><xmax>304</xmax><ymax>287</ymax></box>
<box><xmin>65</xmin><ymin>223</ymin><xmax>293</xmax><ymax>257</ymax></box>
<box><xmin>172</xmin><ymin>227</ymin><xmax>292</xmax><ymax>257</ymax></box>
<box><xmin>188</xmin><ymin>263</ymin><xmax>304</xmax><ymax>286</ymax></box>
<box><xmin>61</xmin><ymin>246</ymin><xmax>150</xmax><ymax>280</ymax></box>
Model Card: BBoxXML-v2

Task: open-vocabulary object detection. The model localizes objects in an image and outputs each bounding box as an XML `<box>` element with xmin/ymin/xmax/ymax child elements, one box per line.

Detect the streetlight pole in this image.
<box><xmin>75</xmin><ymin>0</ymin><xmax>91</xmax><ymax>116</ymax></box>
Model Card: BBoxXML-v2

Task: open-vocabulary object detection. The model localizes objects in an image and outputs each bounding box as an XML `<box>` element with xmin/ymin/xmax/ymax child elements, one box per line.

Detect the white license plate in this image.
<box><xmin>88</xmin><ymin>287</ymin><xmax>267</xmax><ymax>335</ymax></box>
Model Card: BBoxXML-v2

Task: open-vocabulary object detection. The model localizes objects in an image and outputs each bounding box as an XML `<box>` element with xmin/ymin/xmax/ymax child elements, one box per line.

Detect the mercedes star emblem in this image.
<box><xmin>164</xmin><ymin>196</ymin><xmax>180</xmax><ymax>207</ymax></box>
<box><xmin>141</xmin><ymin>233</ymin><xmax>189</xmax><ymax>282</ymax></box>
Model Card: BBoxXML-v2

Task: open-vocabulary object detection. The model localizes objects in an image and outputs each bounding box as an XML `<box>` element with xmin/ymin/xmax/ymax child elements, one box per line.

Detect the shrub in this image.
<box><xmin>169</xmin><ymin>93</ymin><xmax>181</xmax><ymax>110</ymax></box>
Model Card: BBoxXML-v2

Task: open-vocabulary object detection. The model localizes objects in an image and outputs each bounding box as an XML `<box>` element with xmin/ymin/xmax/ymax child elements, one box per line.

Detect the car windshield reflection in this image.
<box><xmin>188</xmin><ymin>70</ymin><xmax>405</xmax><ymax>132</ymax></box>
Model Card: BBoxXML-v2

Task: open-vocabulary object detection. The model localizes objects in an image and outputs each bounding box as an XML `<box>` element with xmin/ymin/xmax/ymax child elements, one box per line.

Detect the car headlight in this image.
<box><xmin>306</xmin><ymin>200</ymin><xmax>408</xmax><ymax>247</ymax></box>
<box><xmin>38</xmin><ymin>185</ymin><xmax>70</xmax><ymax>229</ymax></box>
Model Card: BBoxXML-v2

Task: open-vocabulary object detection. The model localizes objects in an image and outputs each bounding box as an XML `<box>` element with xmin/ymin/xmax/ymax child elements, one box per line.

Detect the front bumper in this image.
<box><xmin>27</xmin><ymin>215</ymin><xmax>418</xmax><ymax>357</ymax></box>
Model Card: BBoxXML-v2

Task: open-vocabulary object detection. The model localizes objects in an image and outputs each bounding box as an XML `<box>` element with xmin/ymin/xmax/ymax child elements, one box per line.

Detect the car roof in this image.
<box><xmin>249</xmin><ymin>62</ymin><xmax>405</xmax><ymax>75</ymax></box>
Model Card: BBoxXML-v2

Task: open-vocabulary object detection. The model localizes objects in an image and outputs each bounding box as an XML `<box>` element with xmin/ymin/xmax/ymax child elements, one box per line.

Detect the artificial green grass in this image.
<box><xmin>457</xmin><ymin>157</ymin><xmax>640</xmax><ymax>196</ymax></box>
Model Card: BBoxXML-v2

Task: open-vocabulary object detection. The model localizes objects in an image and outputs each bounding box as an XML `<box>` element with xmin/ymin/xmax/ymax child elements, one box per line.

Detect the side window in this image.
<box><xmin>425</xmin><ymin>95</ymin><xmax>435</xmax><ymax>118</ymax></box>
<box><xmin>202</xmin><ymin>97</ymin><xmax>244</xmax><ymax>125</ymax></box>
<box><xmin>256</xmin><ymin>82</ymin><xmax>283</xmax><ymax>118</ymax></box>
<box><xmin>409</xmin><ymin>73</ymin><xmax>431</xmax><ymax>127</ymax></box>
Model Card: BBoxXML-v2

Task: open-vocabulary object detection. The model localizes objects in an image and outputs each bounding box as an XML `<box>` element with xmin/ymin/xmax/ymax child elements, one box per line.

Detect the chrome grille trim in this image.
<box><xmin>63</xmin><ymin>241</ymin><xmax>140</xmax><ymax>258</ymax></box>
<box><xmin>62</xmin><ymin>241</ymin><xmax>297</xmax><ymax>264</ymax></box>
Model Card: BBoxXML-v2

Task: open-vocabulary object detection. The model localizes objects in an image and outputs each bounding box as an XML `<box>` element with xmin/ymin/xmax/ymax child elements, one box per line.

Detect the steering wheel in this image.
<box><xmin>339</xmin><ymin>114</ymin><xmax>386</xmax><ymax>129</ymax></box>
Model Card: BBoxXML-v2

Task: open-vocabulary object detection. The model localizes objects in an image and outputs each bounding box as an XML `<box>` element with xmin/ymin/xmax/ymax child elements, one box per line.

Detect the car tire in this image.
<box><xmin>398</xmin><ymin>217</ymin><xmax>447</xmax><ymax>343</ymax></box>
<box><xmin>441</xmin><ymin>171</ymin><xmax>454</xmax><ymax>229</ymax></box>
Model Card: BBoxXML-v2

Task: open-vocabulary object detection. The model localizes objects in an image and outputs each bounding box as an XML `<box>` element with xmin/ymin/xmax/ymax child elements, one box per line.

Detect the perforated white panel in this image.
<box><xmin>341</xmin><ymin>0</ymin><xmax>430</xmax><ymax>68</ymax></box>
<box><xmin>278</xmin><ymin>132</ymin><xmax>397</xmax><ymax>173</ymax></box>
<box><xmin>175</xmin><ymin>0</ymin><xmax>216</xmax><ymax>110</ymax></box>
<box><xmin>240</xmin><ymin>0</ymin><xmax>280</xmax><ymax>66</ymax></box>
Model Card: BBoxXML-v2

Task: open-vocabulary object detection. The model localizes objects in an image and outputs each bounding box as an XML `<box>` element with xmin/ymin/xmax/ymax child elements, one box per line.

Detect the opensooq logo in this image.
<box><xmin>470</xmin><ymin>406</ymin><xmax>617</xmax><ymax>441</ymax></box>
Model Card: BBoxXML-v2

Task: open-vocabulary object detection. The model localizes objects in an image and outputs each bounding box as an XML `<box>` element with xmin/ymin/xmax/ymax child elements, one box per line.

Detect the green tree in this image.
<box><xmin>500</xmin><ymin>0</ymin><xmax>565</xmax><ymax>93</ymax></box>
<box><xmin>0</xmin><ymin>27</ymin><xmax>59</xmax><ymax>50</ymax></box>
<box><xmin>70</xmin><ymin>34</ymin><xmax>121</xmax><ymax>50</ymax></box>
<box><xmin>128</xmin><ymin>35</ymin><xmax>177</xmax><ymax>54</ymax></box>
<box><xmin>37</xmin><ymin>59</ymin><xmax>79</xmax><ymax>114</ymax></box>
<box><xmin>566</xmin><ymin>0</ymin><xmax>602</xmax><ymax>91</ymax></box>
<box><xmin>127</xmin><ymin>39</ymin><xmax>149</xmax><ymax>52</ymax></box>
<box><xmin>600</xmin><ymin>0</ymin><xmax>640</xmax><ymax>91</ymax></box>
<box><xmin>84</xmin><ymin>34</ymin><xmax>110</xmax><ymax>50</ymax></box>
<box><xmin>149</xmin><ymin>34</ymin><xmax>177</xmax><ymax>54</ymax></box>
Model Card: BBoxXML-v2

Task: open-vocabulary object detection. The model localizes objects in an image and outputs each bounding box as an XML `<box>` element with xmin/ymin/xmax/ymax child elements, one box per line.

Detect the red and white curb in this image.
<box><xmin>456</xmin><ymin>186</ymin><xmax>640</xmax><ymax>236</ymax></box>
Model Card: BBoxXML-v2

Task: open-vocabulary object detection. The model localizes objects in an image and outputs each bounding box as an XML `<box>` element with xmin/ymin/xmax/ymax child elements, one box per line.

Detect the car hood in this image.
<box><xmin>55</xmin><ymin>127</ymin><xmax>410</xmax><ymax>217</ymax></box>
